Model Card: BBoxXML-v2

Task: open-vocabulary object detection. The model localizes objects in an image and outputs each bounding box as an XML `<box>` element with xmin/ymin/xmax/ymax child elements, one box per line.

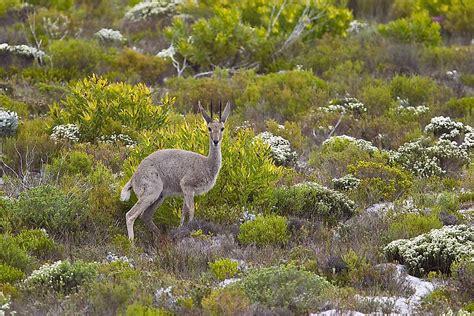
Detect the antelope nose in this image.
<box><xmin>213</xmin><ymin>140</ymin><xmax>219</xmax><ymax>145</ymax></box>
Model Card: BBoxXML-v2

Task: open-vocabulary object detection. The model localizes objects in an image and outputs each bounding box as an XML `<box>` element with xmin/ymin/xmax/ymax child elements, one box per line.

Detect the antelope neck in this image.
<box><xmin>207</xmin><ymin>138</ymin><xmax>222</xmax><ymax>175</ymax></box>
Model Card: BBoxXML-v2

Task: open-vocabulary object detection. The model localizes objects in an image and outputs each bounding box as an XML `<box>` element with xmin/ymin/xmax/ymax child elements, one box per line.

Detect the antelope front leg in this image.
<box><xmin>182</xmin><ymin>189</ymin><xmax>195</xmax><ymax>224</ymax></box>
<box><xmin>180</xmin><ymin>200</ymin><xmax>188</xmax><ymax>227</ymax></box>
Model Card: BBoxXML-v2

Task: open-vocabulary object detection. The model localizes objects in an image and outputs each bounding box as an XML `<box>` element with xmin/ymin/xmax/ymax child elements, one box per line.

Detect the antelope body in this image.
<box><xmin>121</xmin><ymin>102</ymin><xmax>230</xmax><ymax>241</ymax></box>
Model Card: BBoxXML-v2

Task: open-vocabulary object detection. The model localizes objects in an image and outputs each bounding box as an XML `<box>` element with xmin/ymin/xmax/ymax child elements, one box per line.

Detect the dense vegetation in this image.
<box><xmin>0</xmin><ymin>0</ymin><xmax>473</xmax><ymax>314</ymax></box>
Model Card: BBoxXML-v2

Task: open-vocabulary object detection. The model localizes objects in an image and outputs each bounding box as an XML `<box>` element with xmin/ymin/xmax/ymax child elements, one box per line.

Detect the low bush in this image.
<box><xmin>392</xmin><ymin>137</ymin><xmax>470</xmax><ymax>177</ymax></box>
<box><xmin>384</xmin><ymin>225</ymin><xmax>474</xmax><ymax>276</ymax></box>
<box><xmin>238</xmin><ymin>265</ymin><xmax>332</xmax><ymax>313</ymax></box>
<box><xmin>112</xmin><ymin>48</ymin><xmax>171</xmax><ymax>85</ymax></box>
<box><xmin>348</xmin><ymin>161</ymin><xmax>413</xmax><ymax>204</ymax></box>
<box><xmin>0</xmin><ymin>235</ymin><xmax>32</xmax><ymax>272</ymax></box>
<box><xmin>237</xmin><ymin>70</ymin><xmax>328</xmax><ymax>121</ymax></box>
<box><xmin>50</xmin><ymin>75</ymin><xmax>171</xmax><ymax>142</ymax></box>
<box><xmin>387</xmin><ymin>212</ymin><xmax>443</xmax><ymax>241</ymax></box>
<box><xmin>378</xmin><ymin>11</ymin><xmax>441</xmax><ymax>46</ymax></box>
<box><xmin>0</xmin><ymin>263</ymin><xmax>24</xmax><ymax>284</ymax></box>
<box><xmin>49</xmin><ymin>150</ymin><xmax>94</xmax><ymax>176</ymax></box>
<box><xmin>238</xmin><ymin>215</ymin><xmax>289</xmax><ymax>246</ymax></box>
<box><xmin>270</xmin><ymin>182</ymin><xmax>356</xmax><ymax>225</ymax></box>
<box><xmin>390</xmin><ymin>74</ymin><xmax>443</xmax><ymax>107</ymax></box>
<box><xmin>48</xmin><ymin>39</ymin><xmax>112</xmax><ymax>80</ymax></box>
<box><xmin>202</xmin><ymin>287</ymin><xmax>250</xmax><ymax>316</ymax></box>
<box><xmin>13</xmin><ymin>229</ymin><xmax>61</xmax><ymax>260</ymax></box>
<box><xmin>12</xmin><ymin>185</ymin><xmax>86</xmax><ymax>239</ymax></box>
<box><xmin>1</xmin><ymin>117</ymin><xmax>59</xmax><ymax>175</ymax></box>
<box><xmin>209</xmin><ymin>258</ymin><xmax>238</xmax><ymax>281</ymax></box>
<box><xmin>125</xmin><ymin>303</ymin><xmax>173</xmax><ymax>316</ymax></box>
<box><xmin>24</xmin><ymin>260</ymin><xmax>98</xmax><ymax>294</ymax></box>
<box><xmin>310</xmin><ymin>135</ymin><xmax>384</xmax><ymax>180</ymax></box>
<box><xmin>256</xmin><ymin>131</ymin><xmax>297</xmax><ymax>166</ymax></box>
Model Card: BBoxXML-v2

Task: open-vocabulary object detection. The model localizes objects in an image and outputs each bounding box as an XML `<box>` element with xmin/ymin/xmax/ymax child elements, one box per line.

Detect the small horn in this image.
<box><xmin>210</xmin><ymin>100</ymin><xmax>213</xmax><ymax>119</ymax></box>
<box><xmin>219</xmin><ymin>100</ymin><xmax>222</xmax><ymax>121</ymax></box>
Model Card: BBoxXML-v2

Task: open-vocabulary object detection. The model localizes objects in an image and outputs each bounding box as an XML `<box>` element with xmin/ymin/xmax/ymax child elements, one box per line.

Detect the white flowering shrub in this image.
<box><xmin>332</xmin><ymin>174</ymin><xmax>361</xmax><ymax>191</ymax></box>
<box><xmin>94</xmin><ymin>28</ymin><xmax>126</xmax><ymax>43</ymax></box>
<box><xmin>446</xmin><ymin>70</ymin><xmax>460</xmax><ymax>81</ymax></box>
<box><xmin>0</xmin><ymin>43</ymin><xmax>46</xmax><ymax>62</ymax></box>
<box><xmin>396</xmin><ymin>97</ymin><xmax>429</xmax><ymax>116</ymax></box>
<box><xmin>322</xmin><ymin>135</ymin><xmax>378</xmax><ymax>153</ymax></box>
<box><xmin>156</xmin><ymin>45</ymin><xmax>176</xmax><ymax>59</ymax></box>
<box><xmin>256</xmin><ymin>131</ymin><xmax>297</xmax><ymax>166</ymax></box>
<box><xmin>124</xmin><ymin>0</ymin><xmax>180</xmax><ymax>22</ymax></box>
<box><xmin>347</xmin><ymin>20</ymin><xmax>368</xmax><ymax>33</ymax></box>
<box><xmin>424</xmin><ymin>116</ymin><xmax>468</xmax><ymax>141</ymax></box>
<box><xmin>50</xmin><ymin>124</ymin><xmax>80</xmax><ymax>143</ymax></box>
<box><xmin>239</xmin><ymin>210</ymin><xmax>257</xmax><ymax>224</ymax></box>
<box><xmin>462</xmin><ymin>130</ymin><xmax>474</xmax><ymax>149</ymax></box>
<box><xmin>0</xmin><ymin>109</ymin><xmax>19</xmax><ymax>137</ymax></box>
<box><xmin>271</xmin><ymin>182</ymin><xmax>356</xmax><ymax>225</ymax></box>
<box><xmin>391</xmin><ymin>137</ymin><xmax>470</xmax><ymax>177</ymax></box>
<box><xmin>104</xmin><ymin>252</ymin><xmax>134</xmax><ymax>267</ymax></box>
<box><xmin>98</xmin><ymin>133</ymin><xmax>136</xmax><ymax>148</ymax></box>
<box><xmin>42</xmin><ymin>14</ymin><xmax>70</xmax><ymax>40</ymax></box>
<box><xmin>24</xmin><ymin>260</ymin><xmax>97</xmax><ymax>294</ymax></box>
<box><xmin>322</xmin><ymin>96</ymin><xmax>367</xmax><ymax>116</ymax></box>
<box><xmin>154</xmin><ymin>286</ymin><xmax>177</xmax><ymax>310</ymax></box>
<box><xmin>0</xmin><ymin>291</ymin><xmax>12</xmax><ymax>315</ymax></box>
<box><xmin>384</xmin><ymin>225</ymin><xmax>474</xmax><ymax>276</ymax></box>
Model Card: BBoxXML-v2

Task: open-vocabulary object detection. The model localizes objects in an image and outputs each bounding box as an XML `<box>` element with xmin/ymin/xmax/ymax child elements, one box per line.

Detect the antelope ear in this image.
<box><xmin>220</xmin><ymin>101</ymin><xmax>231</xmax><ymax>123</ymax></box>
<box><xmin>198</xmin><ymin>101</ymin><xmax>212</xmax><ymax>124</ymax></box>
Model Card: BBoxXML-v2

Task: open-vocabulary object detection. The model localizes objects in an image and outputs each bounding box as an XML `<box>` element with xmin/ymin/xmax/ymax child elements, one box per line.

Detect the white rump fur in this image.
<box><xmin>120</xmin><ymin>181</ymin><xmax>132</xmax><ymax>201</ymax></box>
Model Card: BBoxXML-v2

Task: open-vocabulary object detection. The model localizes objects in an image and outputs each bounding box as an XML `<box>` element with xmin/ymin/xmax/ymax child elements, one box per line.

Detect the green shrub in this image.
<box><xmin>0</xmin><ymin>0</ymin><xmax>21</xmax><ymax>16</ymax></box>
<box><xmin>0</xmin><ymin>235</ymin><xmax>32</xmax><ymax>272</ymax></box>
<box><xmin>445</xmin><ymin>0</ymin><xmax>474</xmax><ymax>37</ymax></box>
<box><xmin>384</xmin><ymin>225</ymin><xmax>474</xmax><ymax>276</ymax></box>
<box><xmin>13</xmin><ymin>229</ymin><xmax>61</xmax><ymax>260</ymax></box>
<box><xmin>50</xmin><ymin>150</ymin><xmax>94</xmax><ymax>176</ymax></box>
<box><xmin>112</xmin><ymin>48</ymin><xmax>171</xmax><ymax>85</ymax></box>
<box><xmin>378</xmin><ymin>11</ymin><xmax>441</xmax><ymax>46</ymax></box>
<box><xmin>198</xmin><ymin>205</ymin><xmax>243</xmax><ymax>225</ymax></box>
<box><xmin>48</xmin><ymin>39</ymin><xmax>112</xmax><ymax>80</ymax></box>
<box><xmin>0</xmin><ymin>95</ymin><xmax>29</xmax><ymax>119</ymax></box>
<box><xmin>238</xmin><ymin>265</ymin><xmax>332</xmax><ymax>313</ymax></box>
<box><xmin>209</xmin><ymin>258</ymin><xmax>238</xmax><ymax>281</ymax></box>
<box><xmin>50</xmin><ymin>75</ymin><xmax>171</xmax><ymax>142</ymax></box>
<box><xmin>87</xmin><ymin>261</ymin><xmax>141</xmax><ymax>314</ymax></box>
<box><xmin>390</xmin><ymin>75</ymin><xmax>442</xmax><ymax>106</ymax></box>
<box><xmin>348</xmin><ymin>161</ymin><xmax>413</xmax><ymax>204</ymax></box>
<box><xmin>202</xmin><ymin>287</ymin><xmax>250</xmax><ymax>316</ymax></box>
<box><xmin>438</xmin><ymin>97</ymin><xmax>474</xmax><ymax>119</ymax></box>
<box><xmin>26</xmin><ymin>0</ymin><xmax>74</xmax><ymax>10</ymax></box>
<box><xmin>125</xmin><ymin>304</ymin><xmax>172</xmax><ymax>316</ymax></box>
<box><xmin>309</xmin><ymin>136</ymin><xmax>385</xmax><ymax>180</ymax></box>
<box><xmin>1</xmin><ymin>118</ymin><xmax>59</xmax><ymax>174</ymax></box>
<box><xmin>84</xmin><ymin>163</ymin><xmax>121</xmax><ymax>227</ymax></box>
<box><xmin>24</xmin><ymin>260</ymin><xmax>98</xmax><ymax>294</ymax></box>
<box><xmin>359</xmin><ymin>82</ymin><xmax>393</xmax><ymax>117</ymax></box>
<box><xmin>238</xmin><ymin>215</ymin><xmax>289</xmax><ymax>246</ymax></box>
<box><xmin>12</xmin><ymin>185</ymin><xmax>86</xmax><ymax>239</ymax></box>
<box><xmin>387</xmin><ymin>213</ymin><xmax>443</xmax><ymax>240</ymax></box>
<box><xmin>266</xmin><ymin>120</ymin><xmax>305</xmax><ymax>151</ymax></box>
<box><xmin>270</xmin><ymin>183</ymin><xmax>356</xmax><ymax>225</ymax></box>
<box><xmin>0</xmin><ymin>263</ymin><xmax>25</xmax><ymax>284</ymax></box>
<box><xmin>237</xmin><ymin>70</ymin><xmax>327</xmax><ymax>121</ymax></box>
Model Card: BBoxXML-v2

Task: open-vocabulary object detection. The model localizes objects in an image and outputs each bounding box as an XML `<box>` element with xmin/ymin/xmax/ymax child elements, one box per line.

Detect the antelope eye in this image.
<box><xmin>208</xmin><ymin>127</ymin><xmax>212</xmax><ymax>131</ymax></box>
<box><xmin>220</xmin><ymin>127</ymin><xmax>224</xmax><ymax>131</ymax></box>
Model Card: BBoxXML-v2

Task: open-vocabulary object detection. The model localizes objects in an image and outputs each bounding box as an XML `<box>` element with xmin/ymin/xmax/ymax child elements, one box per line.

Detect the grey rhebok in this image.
<box><xmin>120</xmin><ymin>101</ymin><xmax>231</xmax><ymax>241</ymax></box>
